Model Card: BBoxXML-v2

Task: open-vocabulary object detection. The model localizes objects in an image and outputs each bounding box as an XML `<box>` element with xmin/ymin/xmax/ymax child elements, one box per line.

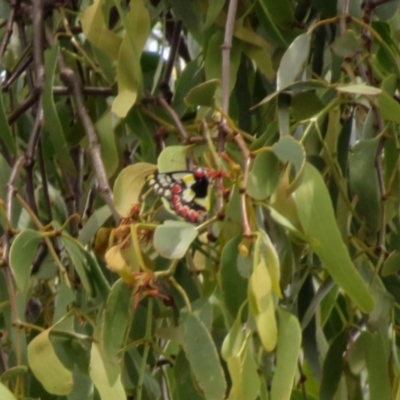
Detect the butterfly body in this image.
<box><xmin>147</xmin><ymin>168</ymin><xmax>209</xmax><ymax>223</ymax></box>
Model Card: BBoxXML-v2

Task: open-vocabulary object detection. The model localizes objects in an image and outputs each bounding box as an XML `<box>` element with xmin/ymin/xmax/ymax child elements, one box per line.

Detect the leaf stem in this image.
<box><xmin>136</xmin><ymin>299</ymin><xmax>153</xmax><ymax>400</ymax></box>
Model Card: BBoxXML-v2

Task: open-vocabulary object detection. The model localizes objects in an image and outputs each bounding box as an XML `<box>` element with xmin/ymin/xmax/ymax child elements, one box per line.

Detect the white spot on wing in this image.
<box><xmin>182</xmin><ymin>188</ymin><xmax>195</xmax><ymax>202</ymax></box>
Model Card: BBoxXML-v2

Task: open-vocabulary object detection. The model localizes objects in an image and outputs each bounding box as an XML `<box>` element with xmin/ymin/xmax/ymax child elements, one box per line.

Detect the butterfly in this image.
<box><xmin>147</xmin><ymin>168</ymin><xmax>210</xmax><ymax>223</ymax></box>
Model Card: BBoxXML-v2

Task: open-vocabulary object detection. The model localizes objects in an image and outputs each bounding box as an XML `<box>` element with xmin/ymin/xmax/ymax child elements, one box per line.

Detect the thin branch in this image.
<box><xmin>220</xmin><ymin>0</ymin><xmax>238</xmax><ymax>117</ymax></box>
<box><xmin>32</xmin><ymin>0</ymin><xmax>45</xmax><ymax>91</ymax></box>
<box><xmin>2</xmin><ymin>54</ymin><xmax>33</xmax><ymax>92</ymax></box>
<box><xmin>7</xmin><ymin>92</ymin><xmax>40</xmax><ymax>125</ymax></box>
<box><xmin>0</xmin><ymin>0</ymin><xmax>19</xmax><ymax>64</ymax></box>
<box><xmin>56</xmin><ymin>61</ymin><xmax>118</xmax><ymax>221</ymax></box>
<box><xmin>158</xmin><ymin>97</ymin><xmax>188</xmax><ymax>142</ymax></box>
<box><xmin>53</xmin><ymin>86</ymin><xmax>114</xmax><ymax>96</ymax></box>
<box><xmin>159</xmin><ymin>20</ymin><xmax>182</xmax><ymax>103</ymax></box>
<box><xmin>17</xmin><ymin>20</ymin><xmax>34</xmax><ymax>91</ymax></box>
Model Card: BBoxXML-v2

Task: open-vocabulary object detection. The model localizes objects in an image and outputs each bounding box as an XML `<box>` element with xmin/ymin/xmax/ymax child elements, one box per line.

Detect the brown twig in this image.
<box><xmin>44</xmin><ymin>14</ymin><xmax>117</xmax><ymax>221</ymax></box>
<box><xmin>7</xmin><ymin>92</ymin><xmax>40</xmax><ymax>125</ymax></box>
<box><xmin>159</xmin><ymin>19</ymin><xmax>183</xmax><ymax>103</ymax></box>
<box><xmin>158</xmin><ymin>97</ymin><xmax>188</xmax><ymax>142</ymax></box>
<box><xmin>53</xmin><ymin>86</ymin><xmax>114</xmax><ymax>96</ymax></box>
<box><xmin>0</xmin><ymin>0</ymin><xmax>19</xmax><ymax>64</ymax></box>
<box><xmin>2</xmin><ymin>54</ymin><xmax>33</xmax><ymax>92</ymax></box>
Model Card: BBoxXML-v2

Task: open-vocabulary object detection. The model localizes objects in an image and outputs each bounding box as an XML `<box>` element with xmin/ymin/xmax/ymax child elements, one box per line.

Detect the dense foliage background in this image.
<box><xmin>1</xmin><ymin>0</ymin><xmax>400</xmax><ymax>399</ymax></box>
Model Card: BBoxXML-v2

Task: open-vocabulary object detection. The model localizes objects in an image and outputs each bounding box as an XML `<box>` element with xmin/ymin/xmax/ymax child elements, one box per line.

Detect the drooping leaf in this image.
<box><xmin>90</xmin><ymin>342</ymin><xmax>126</xmax><ymax>400</ymax></box>
<box><xmin>112</xmin><ymin>0</ymin><xmax>151</xmax><ymax>117</ymax></box>
<box><xmin>271</xmin><ymin>309</ymin><xmax>302</xmax><ymax>400</ymax></box>
<box><xmin>102</xmin><ymin>279</ymin><xmax>133</xmax><ymax>361</ymax></box>
<box><xmin>42</xmin><ymin>44</ymin><xmax>76</xmax><ymax>174</ymax></box>
<box><xmin>79</xmin><ymin>0</ymin><xmax>122</xmax><ymax>59</ymax></box>
<box><xmin>9</xmin><ymin>229</ymin><xmax>42</xmax><ymax>292</ymax></box>
<box><xmin>248</xmin><ymin>257</ymin><xmax>277</xmax><ymax>352</ymax></box>
<box><xmin>293</xmin><ymin>163</ymin><xmax>374</xmax><ymax>313</ymax></box>
<box><xmin>220</xmin><ymin>236</ymin><xmax>248</xmax><ymax>318</ymax></box>
<box><xmin>28</xmin><ymin>330</ymin><xmax>73</xmax><ymax>395</ymax></box>
<box><xmin>181</xmin><ymin>312</ymin><xmax>227</xmax><ymax>400</ymax></box>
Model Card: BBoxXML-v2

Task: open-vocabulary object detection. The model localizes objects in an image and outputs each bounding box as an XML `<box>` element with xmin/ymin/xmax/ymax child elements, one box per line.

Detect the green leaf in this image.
<box><xmin>247</xmin><ymin>151</ymin><xmax>280</xmax><ymax>200</ymax></box>
<box><xmin>79</xmin><ymin>0</ymin><xmax>122</xmax><ymax>59</ymax></box>
<box><xmin>277</xmin><ymin>33</ymin><xmax>311</xmax><ymax>90</ymax></box>
<box><xmin>28</xmin><ymin>329</ymin><xmax>73</xmax><ymax>395</ymax></box>
<box><xmin>205</xmin><ymin>30</ymin><xmax>242</xmax><ymax>100</ymax></box>
<box><xmin>157</xmin><ymin>145</ymin><xmax>189</xmax><ymax>173</ymax></box>
<box><xmin>331</xmin><ymin>30</ymin><xmax>362</xmax><ymax>57</ymax></box>
<box><xmin>221</xmin><ymin>305</ymin><xmax>246</xmax><ymax>360</ymax></box>
<box><xmin>272</xmin><ymin>136</ymin><xmax>306</xmax><ymax>193</ymax></box>
<box><xmin>220</xmin><ymin>236</ymin><xmax>248</xmax><ymax>318</ymax></box>
<box><xmin>0</xmin><ymin>92</ymin><xmax>16</xmax><ymax>156</ymax></box>
<box><xmin>171</xmin><ymin>0</ymin><xmax>203</xmax><ymax>40</ymax></box>
<box><xmin>112</xmin><ymin>0</ymin><xmax>151</xmax><ymax>117</ymax></box>
<box><xmin>9</xmin><ymin>229</ymin><xmax>42</xmax><ymax>292</ymax></box>
<box><xmin>319</xmin><ymin>330</ymin><xmax>347</xmax><ymax>400</ymax></box>
<box><xmin>78</xmin><ymin>205</ymin><xmax>112</xmax><ymax>246</ymax></box>
<box><xmin>153</xmin><ymin>221</ymin><xmax>198</xmax><ymax>259</ymax></box>
<box><xmin>95</xmin><ymin>111</ymin><xmax>119</xmax><ymax>178</ymax></box>
<box><xmin>0</xmin><ymin>382</ymin><xmax>17</xmax><ymax>400</ymax></box>
<box><xmin>222</xmin><ymin>304</ymin><xmax>260</xmax><ymax>400</ymax></box>
<box><xmin>291</xmin><ymin>91</ymin><xmax>325</xmax><ymax>121</ymax></box>
<box><xmin>226</xmin><ymin>336</ymin><xmax>260</xmax><ymax>400</ymax></box>
<box><xmin>248</xmin><ymin>257</ymin><xmax>277</xmax><ymax>352</ymax></box>
<box><xmin>361</xmin><ymin>331</ymin><xmax>391</xmax><ymax>400</ymax></box>
<box><xmin>113</xmin><ymin>162</ymin><xmax>156</xmax><ymax>218</ymax></box>
<box><xmin>90</xmin><ymin>342</ymin><xmax>126</xmax><ymax>400</ymax></box>
<box><xmin>61</xmin><ymin>233</ymin><xmax>95</xmax><ymax>297</ymax></box>
<box><xmin>255</xmin><ymin>0</ymin><xmax>298</xmax><ymax>47</ymax></box>
<box><xmin>271</xmin><ymin>309</ymin><xmax>301</xmax><ymax>400</ymax></box>
<box><xmin>376</xmin><ymin>91</ymin><xmax>400</xmax><ymax>122</ymax></box>
<box><xmin>272</xmin><ymin>136</ymin><xmax>305</xmax><ymax>173</ymax></box>
<box><xmin>336</xmin><ymin>84</ymin><xmax>382</xmax><ymax>95</ymax></box>
<box><xmin>185</xmin><ymin>79</ymin><xmax>220</xmax><ymax>108</ymax></box>
<box><xmin>102</xmin><ymin>280</ymin><xmax>133</xmax><ymax>361</ymax></box>
<box><xmin>293</xmin><ymin>163</ymin><xmax>374</xmax><ymax>313</ymax></box>
<box><xmin>382</xmin><ymin>251</ymin><xmax>400</xmax><ymax>276</ymax></box>
<box><xmin>42</xmin><ymin>45</ymin><xmax>76</xmax><ymax>174</ymax></box>
<box><xmin>203</xmin><ymin>0</ymin><xmax>225</xmax><ymax>29</ymax></box>
<box><xmin>181</xmin><ymin>312</ymin><xmax>227</xmax><ymax>400</ymax></box>
<box><xmin>173</xmin><ymin>351</ymin><xmax>206</xmax><ymax>400</ymax></box>
<box><xmin>349</xmin><ymin>138</ymin><xmax>381</xmax><ymax>235</ymax></box>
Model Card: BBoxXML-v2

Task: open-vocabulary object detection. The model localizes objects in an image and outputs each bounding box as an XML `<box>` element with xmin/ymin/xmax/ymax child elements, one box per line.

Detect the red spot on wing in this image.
<box><xmin>172</xmin><ymin>195</ymin><xmax>180</xmax><ymax>204</ymax></box>
<box><xmin>174</xmin><ymin>203</ymin><xmax>182</xmax><ymax>212</ymax></box>
<box><xmin>172</xmin><ymin>185</ymin><xmax>182</xmax><ymax>194</ymax></box>
<box><xmin>189</xmin><ymin>210</ymin><xmax>198</xmax><ymax>223</ymax></box>
<box><xmin>181</xmin><ymin>206</ymin><xmax>189</xmax><ymax>217</ymax></box>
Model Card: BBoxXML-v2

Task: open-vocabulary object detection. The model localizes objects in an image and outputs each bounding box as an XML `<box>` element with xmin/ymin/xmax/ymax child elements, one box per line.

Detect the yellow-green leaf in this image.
<box><xmin>28</xmin><ymin>330</ymin><xmax>73</xmax><ymax>395</ymax></box>
<box><xmin>248</xmin><ymin>258</ymin><xmax>277</xmax><ymax>352</ymax></box>
<box><xmin>112</xmin><ymin>0</ymin><xmax>151</xmax><ymax>117</ymax></box>
<box><xmin>113</xmin><ymin>162</ymin><xmax>156</xmax><ymax>217</ymax></box>
<box><xmin>271</xmin><ymin>309</ymin><xmax>301</xmax><ymax>400</ymax></box>
<box><xmin>293</xmin><ymin>163</ymin><xmax>374</xmax><ymax>313</ymax></box>
<box><xmin>79</xmin><ymin>0</ymin><xmax>122</xmax><ymax>59</ymax></box>
<box><xmin>90</xmin><ymin>342</ymin><xmax>126</xmax><ymax>400</ymax></box>
<box><xmin>0</xmin><ymin>382</ymin><xmax>17</xmax><ymax>400</ymax></box>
